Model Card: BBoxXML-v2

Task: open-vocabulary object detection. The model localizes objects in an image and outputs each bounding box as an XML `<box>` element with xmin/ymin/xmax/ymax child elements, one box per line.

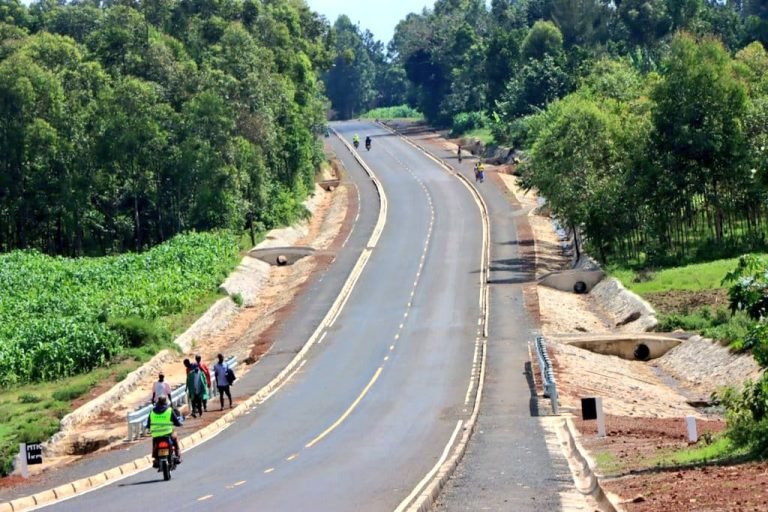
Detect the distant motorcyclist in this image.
<box><xmin>365</xmin><ymin>136</ymin><xmax>372</xmax><ymax>150</ymax></box>
<box><xmin>147</xmin><ymin>396</ymin><xmax>183</xmax><ymax>462</ymax></box>
<box><xmin>353</xmin><ymin>134</ymin><xmax>360</xmax><ymax>148</ymax></box>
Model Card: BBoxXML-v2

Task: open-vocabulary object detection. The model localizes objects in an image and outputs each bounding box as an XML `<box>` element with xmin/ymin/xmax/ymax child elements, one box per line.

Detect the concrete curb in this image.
<box><xmin>557</xmin><ymin>416</ymin><xmax>624</xmax><ymax>512</ymax></box>
<box><xmin>3</xmin><ymin>128</ymin><xmax>388</xmax><ymax>512</ymax></box>
<box><xmin>378</xmin><ymin>123</ymin><xmax>492</xmax><ymax>511</ymax></box>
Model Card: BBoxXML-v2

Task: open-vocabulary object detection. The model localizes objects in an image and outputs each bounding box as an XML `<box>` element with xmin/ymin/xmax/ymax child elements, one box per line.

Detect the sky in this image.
<box><xmin>306</xmin><ymin>0</ymin><xmax>431</xmax><ymax>46</ymax></box>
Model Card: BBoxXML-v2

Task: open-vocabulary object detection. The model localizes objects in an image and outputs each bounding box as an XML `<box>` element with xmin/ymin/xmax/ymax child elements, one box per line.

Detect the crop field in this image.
<box><xmin>0</xmin><ymin>232</ymin><xmax>239</xmax><ymax>387</ymax></box>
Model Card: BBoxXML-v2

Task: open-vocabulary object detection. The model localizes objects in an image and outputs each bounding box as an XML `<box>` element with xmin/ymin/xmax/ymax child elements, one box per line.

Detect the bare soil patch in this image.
<box><xmin>644</xmin><ymin>289</ymin><xmax>730</xmax><ymax>316</ymax></box>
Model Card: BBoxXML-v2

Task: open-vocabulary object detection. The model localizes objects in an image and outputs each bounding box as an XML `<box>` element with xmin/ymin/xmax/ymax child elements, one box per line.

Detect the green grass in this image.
<box><xmin>610</xmin><ymin>256</ymin><xmax>766</xmax><ymax>294</ymax></box>
<box><xmin>653</xmin><ymin>436</ymin><xmax>744</xmax><ymax>466</ymax></box>
<box><xmin>0</xmin><ymin>360</ymin><xmax>140</xmax><ymax>474</ymax></box>
<box><xmin>360</xmin><ymin>105</ymin><xmax>423</xmax><ymax>121</ymax></box>
<box><xmin>462</xmin><ymin>127</ymin><xmax>494</xmax><ymax>145</ymax></box>
<box><xmin>594</xmin><ymin>451</ymin><xmax>622</xmax><ymax>474</ymax></box>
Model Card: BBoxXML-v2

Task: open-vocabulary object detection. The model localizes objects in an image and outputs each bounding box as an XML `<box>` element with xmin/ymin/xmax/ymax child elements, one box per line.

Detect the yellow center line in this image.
<box><xmin>286</xmin><ymin>454</ymin><xmax>298</xmax><ymax>461</ymax></box>
<box><xmin>305</xmin><ymin>367</ymin><xmax>383</xmax><ymax>448</ymax></box>
<box><xmin>197</xmin><ymin>495</ymin><xmax>213</xmax><ymax>501</ymax></box>
<box><xmin>234</xmin><ymin>480</ymin><xmax>246</xmax><ymax>486</ymax></box>
<box><xmin>264</xmin><ymin>468</ymin><xmax>275</xmax><ymax>474</ymax></box>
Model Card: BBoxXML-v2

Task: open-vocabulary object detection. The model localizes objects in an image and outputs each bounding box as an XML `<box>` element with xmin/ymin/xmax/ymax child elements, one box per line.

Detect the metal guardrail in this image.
<box><xmin>534</xmin><ymin>336</ymin><xmax>559</xmax><ymax>414</ymax></box>
<box><xmin>126</xmin><ymin>356</ymin><xmax>237</xmax><ymax>441</ymax></box>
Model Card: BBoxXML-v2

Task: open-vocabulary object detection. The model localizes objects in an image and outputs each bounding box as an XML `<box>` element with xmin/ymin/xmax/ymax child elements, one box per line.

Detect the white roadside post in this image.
<box><xmin>595</xmin><ymin>397</ymin><xmax>606</xmax><ymax>438</ymax></box>
<box><xmin>686</xmin><ymin>416</ymin><xmax>698</xmax><ymax>443</ymax></box>
<box><xmin>18</xmin><ymin>443</ymin><xmax>29</xmax><ymax>478</ymax></box>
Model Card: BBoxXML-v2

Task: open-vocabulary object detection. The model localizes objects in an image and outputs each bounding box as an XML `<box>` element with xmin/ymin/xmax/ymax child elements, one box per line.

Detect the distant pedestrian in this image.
<box><xmin>213</xmin><ymin>353</ymin><xmax>233</xmax><ymax>410</ymax></box>
<box><xmin>152</xmin><ymin>372</ymin><xmax>171</xmax><ymax>404</ymax></box>
<box><xmin>195</xmin><ymin>354</ymin><xmax>212</xmax><ymax>412</ymax></box>
<box><xmin>186</xmin><ymin>364</ymin><xmax>208</xmax><ymax>417</ymax></box>
<box><xmin>457</xmin><ymin>145</ymin><xmax>462</xmax><ymax>163</ymax></box>
<box><xmin>474</xmin><ymin>161</ymin><xmax>485</xmax><ymax>183</ymax></box>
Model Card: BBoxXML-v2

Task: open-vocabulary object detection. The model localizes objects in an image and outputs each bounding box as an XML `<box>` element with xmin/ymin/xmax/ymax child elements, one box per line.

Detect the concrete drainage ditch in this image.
<box><xmin>549</xmin><ymin>333</ymin><xmax>685</xmax><ymax>361</ymax></box>
<box><xmin>248</xmin><ymin>246</ymin><xmax>316</xmax><ymax>266</ymax></box>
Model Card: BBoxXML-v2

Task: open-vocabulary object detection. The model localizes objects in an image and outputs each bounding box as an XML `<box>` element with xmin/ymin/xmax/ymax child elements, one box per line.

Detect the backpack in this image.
<box><xmin>226</xmin><ymin>367</ymin><xmax>236</xmax><ymax>385</ymax></box>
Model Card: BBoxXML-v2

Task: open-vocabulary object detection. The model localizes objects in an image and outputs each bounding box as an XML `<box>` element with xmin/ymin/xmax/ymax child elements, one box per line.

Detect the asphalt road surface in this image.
<box><xmin>45</xmin><ymin>121</ymin><xmax>485</xmax><ymax>512</ymax></box>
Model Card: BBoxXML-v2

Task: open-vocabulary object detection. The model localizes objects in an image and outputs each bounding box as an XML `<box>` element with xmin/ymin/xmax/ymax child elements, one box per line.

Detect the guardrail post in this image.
<box><xmin>534</xmin><ymin>336</ymin><xmax>559</xmax><ymax>415</ymax></box>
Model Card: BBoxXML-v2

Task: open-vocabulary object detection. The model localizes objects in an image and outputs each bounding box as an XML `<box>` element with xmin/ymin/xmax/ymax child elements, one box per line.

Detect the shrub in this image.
<box><xmin>451</xmin><ymin>111</ymin><xmax>487</xmax><ymax>136</ymax></box>
<box><xmin>107</xmin><ymin>317</ymin><xmax>170</xmax><ymax>348</ymax></box>
<box><xmin>719</xmin><ymin>373</ymin><xmax>768</xmax><ymax>456</ymax></box>
<box><xmin>51</xmin><ymin>382</ymin><xmax>92</xmax><ymax>402</ymax></box>
<box><xmin>231</xmin><ymin>293</ymin><xmax>244</xmax><ymax>307</ymax></box>
<box><xmin>361</xmin><ymin>105</ymin><xmax>422</xmax><ymax>119</ymax></box>
<box><xmin>18</xmin><ymin>393</ymin><xmax>42</xmax><ymax>404</ymax></box>
<box><xmin>16</xmin><ymin>416</ymin><xmax>60</xmax><ymax>444</ymax></box>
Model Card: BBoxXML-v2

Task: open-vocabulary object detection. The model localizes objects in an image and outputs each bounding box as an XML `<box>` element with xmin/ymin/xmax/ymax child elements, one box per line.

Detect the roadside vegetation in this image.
<box><xmin>0</xmin><ymin>0</ymin><xmax>333</xmax><ymax>475</ymax></box>
<box><xmin>0</xmin><ymin>232</ymin><xmax>239</xmax><ymax>387</ymax></box>
<box><xmin>360</xmin><ymin>105</ymin><xmax>423</xmax><ymax>121</ymax></box>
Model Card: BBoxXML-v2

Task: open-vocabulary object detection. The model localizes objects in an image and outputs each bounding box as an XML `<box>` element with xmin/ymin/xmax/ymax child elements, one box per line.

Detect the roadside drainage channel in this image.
<box><xmin>1</xmin><ymin>129</ymin><xmax>388</xmax><ymax>512</ymax></box>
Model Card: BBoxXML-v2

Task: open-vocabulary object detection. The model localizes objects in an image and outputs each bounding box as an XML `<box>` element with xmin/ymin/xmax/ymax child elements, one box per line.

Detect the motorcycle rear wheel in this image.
<box><xmin>161</xmin><ymin>459</ymin><xmax>171</xmax><ymax>481</ymax></box>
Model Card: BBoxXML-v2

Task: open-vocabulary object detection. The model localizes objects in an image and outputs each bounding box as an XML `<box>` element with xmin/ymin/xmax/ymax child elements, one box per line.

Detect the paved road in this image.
<box><xmin>44</xmin><ymin>121</ymin><xmax>484</xmax><ymax>512</ymax></box>
<box><xmin>400</xmin><ymin>129</ymin><xmax>574</xmax><ymax>511</ymax></box>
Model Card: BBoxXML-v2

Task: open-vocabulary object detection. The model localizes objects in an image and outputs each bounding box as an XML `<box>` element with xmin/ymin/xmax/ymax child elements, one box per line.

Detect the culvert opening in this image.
<box><xmin>634</xmin><ymin>343</ymin><xmax>650</xmax><ymax>361</ymax></box>
<box><xmin>276</xmin><ymin>255</ymin><xmax>288</xmax><ymax>266</ymax></box>
<box><xmin>573</xmin><ymin>281</ymin><xmax>587</xmax><ymax>294</ymax></box>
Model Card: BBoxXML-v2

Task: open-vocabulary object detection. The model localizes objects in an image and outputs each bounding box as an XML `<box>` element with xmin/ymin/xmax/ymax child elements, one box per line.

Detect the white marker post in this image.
<box><xmin>18</xmin><ymin>443</ymin><xmax>28</xmax><ymax>478</ymax></box>
<box><xmin>686</xmin><ymin>416</ymin><xmax>698</xmax><ymax>443</ymax></box>
<box><xmin>595</xmin><ymin>397</ymin><xmax>606</xmax><ymax>438</ymax></box>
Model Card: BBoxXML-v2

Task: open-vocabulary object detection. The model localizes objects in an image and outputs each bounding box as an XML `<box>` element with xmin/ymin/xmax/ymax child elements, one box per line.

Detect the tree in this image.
<box><xmin>323</xmin><ymin>15</ymin><xmax>376</xmax><ymax>119</ymax></box>
<box><xmin>521</xmin><ymin>20</ymin><xmax>564</xmax><ymax>61</ymax></box>
<box><xmin>649</xmin><ymin>33</ymin><xmax>749</xmax><ymax>244</ymax></box>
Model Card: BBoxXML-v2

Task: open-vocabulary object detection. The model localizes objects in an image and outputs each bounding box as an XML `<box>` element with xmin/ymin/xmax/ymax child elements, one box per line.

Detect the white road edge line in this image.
<box><xmin>381</xmin><ymin>122</ymin><xmax>492</xmax><ymax>512</ymax></box>
<box><xmin>393</xmin><ymin>420</ymin><xmax>463</xmax><ymax>512</ymax></box>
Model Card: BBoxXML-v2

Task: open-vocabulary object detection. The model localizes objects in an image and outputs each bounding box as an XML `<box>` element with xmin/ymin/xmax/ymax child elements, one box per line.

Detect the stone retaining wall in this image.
<box><xmin>590</xmin><ymin>277</ymin><xmax>658</xmax><ymax>332</ymax></box>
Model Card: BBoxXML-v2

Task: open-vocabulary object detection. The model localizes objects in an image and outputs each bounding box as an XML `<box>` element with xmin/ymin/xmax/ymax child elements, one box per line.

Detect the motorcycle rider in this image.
<box><xmin>353</xmin><ymin>134</ymin><xmax>360</xmax><ymax>147</ymax></box>
<box><xmin>147</xmin><ymin>395</ymin><xmax>183</xmax><ymax>463</ymax></box>
<box><xmin>365</xmin><ymin>135</ymin><xmax>372</xmax><ymax>150</ymax></box>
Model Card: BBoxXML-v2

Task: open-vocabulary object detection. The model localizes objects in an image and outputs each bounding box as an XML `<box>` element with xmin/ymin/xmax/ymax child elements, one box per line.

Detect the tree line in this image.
<box><xmin>0</xmin><ymin>0</ymin><xmax>332</xmax><ymax>256</ymax></box>
<box><xmin>323</xmin><ymin>0</ymin><xmax>768</xmax><ymax>264</ymax></box>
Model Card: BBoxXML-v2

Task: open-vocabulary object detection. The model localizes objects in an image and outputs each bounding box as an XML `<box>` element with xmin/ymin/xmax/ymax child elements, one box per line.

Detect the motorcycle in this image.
<box><xmin>353</xmin><ymin>139</ymin><xmax>359</xmax><ymax>149</ymax></box>
<box><xmin>365</xmin><ymin>140</ymin><xmax>371</xmax><ymax>151</ymax></box>
<box><xmin>153</xmin><ymin>436</ymin><xmax>179</xmax><ymax>481</ymax></box>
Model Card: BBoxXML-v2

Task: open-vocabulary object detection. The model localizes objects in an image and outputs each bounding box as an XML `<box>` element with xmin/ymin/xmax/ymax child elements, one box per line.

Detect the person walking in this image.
<box><xmin>186</xmin><ymin>364</ymin><xmax>208</xmax><ymax>417</ymax></box>
<box><xmin>457</xmin><ymin>145</ymin><xmax>462</xmax><ymax>163</ymax></box>
<box><xmin>152</xmin><ymin>372</ymin><xmax>171</xmax><ymax>404</ymax></box>
<box><xmin>195</xmin><ymin>354</ymin><xmax>212</xmax><ymax>412</ymax></box>
<box><xmin>183</xmin><ymin>358</ymin><xmax>193</xmax><ymax>374</ymax></box>
<box><xmin>213</xmin><ymin>353</ymin><xmax>234</xmax><ymax>410</ymax></box>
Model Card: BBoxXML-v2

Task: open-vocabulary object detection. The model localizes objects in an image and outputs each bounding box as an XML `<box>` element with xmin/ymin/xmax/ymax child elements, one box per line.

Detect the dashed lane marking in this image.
<box><xmin>305</xmin><ymin>367</ymin><xmax>384</xmax><ymax>449</ymax></box>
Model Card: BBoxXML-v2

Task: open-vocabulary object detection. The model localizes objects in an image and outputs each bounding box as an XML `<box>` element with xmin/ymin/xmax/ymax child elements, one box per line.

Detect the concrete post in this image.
<box><xmin>686</xmin><ymin>416</ymin><xmax>698</xmax><ymax>443</ymax></box>
<box><xmin>595</xmin><ymin>397</ymin><xmax>606</xmax><ymax>438</ymax></box>
<box><xmin>18</xmin><ymin>443</ymin><xmax>28</xmax><ymax>478</ymax></box>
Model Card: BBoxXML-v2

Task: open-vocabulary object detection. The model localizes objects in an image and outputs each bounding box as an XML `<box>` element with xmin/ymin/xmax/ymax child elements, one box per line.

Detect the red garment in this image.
<box><xmin>198</xmin><ymin>362</ymin><xmax>212</xmax><ymax>389</ymax></box>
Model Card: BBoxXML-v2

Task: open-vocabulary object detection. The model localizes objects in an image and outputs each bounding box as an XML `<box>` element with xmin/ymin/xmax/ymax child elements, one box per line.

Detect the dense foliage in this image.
<box><xmin>0</xmin><ymin>232</ymin><xmax>239</xmax><ymax>386</ymax></box>
<box><xmin>319</xmin><ymin>0</ymin><xmax>768</xmax><ymax>265</ymax></box>
<box><xmin>0</xmin><ymin>0</ymin><xmax>332</xmax><ymax>256</ymax></box>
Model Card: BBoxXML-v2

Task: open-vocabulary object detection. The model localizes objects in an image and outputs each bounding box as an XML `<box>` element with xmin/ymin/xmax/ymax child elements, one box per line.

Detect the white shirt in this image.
<box><xmin>153</xmin><ymin>381</ymin><xmax>171</xmax><ymax>400</ymax></box>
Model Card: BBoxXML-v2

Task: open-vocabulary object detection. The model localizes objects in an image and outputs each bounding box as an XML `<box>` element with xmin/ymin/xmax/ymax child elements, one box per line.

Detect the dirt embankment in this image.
<box><xmin>30</xmin><ymin>153</ymin><xmax>355</xmax><ymax>475</ymax></box>
<box><xmin>492</xmin><ymin>166</ymin><xmax>766</xmax><ymax>511</ymax></box>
